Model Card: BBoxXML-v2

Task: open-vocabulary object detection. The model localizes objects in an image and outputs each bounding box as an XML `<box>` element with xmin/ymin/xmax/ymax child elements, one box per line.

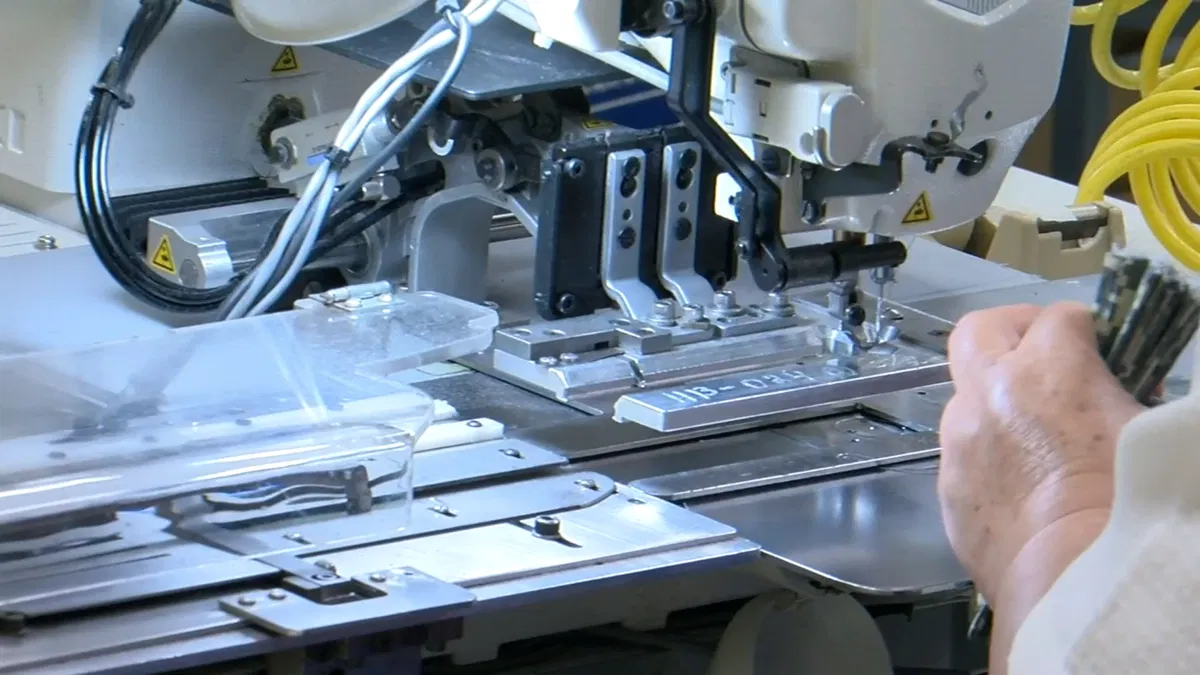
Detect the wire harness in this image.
<box><xmin>76</xmin><ymin>0</ymin><xmax>498</xmax><ymax>316</ymax></box>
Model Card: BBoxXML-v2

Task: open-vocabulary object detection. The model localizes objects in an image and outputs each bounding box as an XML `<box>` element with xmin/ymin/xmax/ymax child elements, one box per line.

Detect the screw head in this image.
<box><xmin>237</xmin><ymin>596</ymin><xmax>257</xmax><ymax>607</ymax></box>
<box><xmin>33</xmin><ymin>235</ymin><xmax>57</xmax><ymax>251</ymax></box>
<box><xmin>369</xmin><ymin>573</ymin><xmax>388</xmax><ymax>583</ymax></box>
<box><xmin>714</xmin><ymin>290</ymin><xmax>737</xmax><ymax>310</ymax></box>
<box><xmin>617</xmin><ymin>227</ymin><xmax>637</xmax><ymax>249</ymax></box>
<box><xmin>532</xmin><ymin>515</ymin><xmax>561</xmax><ymax>537</ymax></box>
<box><xmin>766</xmin><ymin>292</ymin><xmax>795</xmax><ymax>317</ymax></box>
<box><xmin>563</xmin><ymin>158</ymin><xmax>585</xmax><ymax>178</ymax></box>
<box><xmin>268</xmin><ymin>590</ymin><xmax>287</xmax><ymax>601</ymax></box>
<box><xmin>555</xmin><ymin>293</ymin><xmax>577</xmax><ymax>314</ymax></box>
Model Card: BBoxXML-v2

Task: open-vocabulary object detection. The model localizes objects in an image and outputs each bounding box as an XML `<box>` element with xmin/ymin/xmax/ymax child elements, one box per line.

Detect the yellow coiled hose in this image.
<box><xmin>1076</xmin><ymin>0</ymin><xmax>1200</xmax><ymax>269</ymax></box>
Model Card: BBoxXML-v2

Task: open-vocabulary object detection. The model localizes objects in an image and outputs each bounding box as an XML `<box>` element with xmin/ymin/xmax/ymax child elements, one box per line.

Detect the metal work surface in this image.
<box><xmin>0</xmin><ymin>219</ymin><xmax>1103</xmax><ymax>673</ymax></box>
<box><xmin>190</xmin><ymin>0</ymin><xmax>621</xmax><ymax>99</ymax></box>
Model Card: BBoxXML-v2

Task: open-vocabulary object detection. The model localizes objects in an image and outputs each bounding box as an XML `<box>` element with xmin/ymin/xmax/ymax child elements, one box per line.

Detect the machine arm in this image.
<box><xmin>660</xmin><ymin>0</ymin><xmax>906</xmax><ymax>292</ymax></box>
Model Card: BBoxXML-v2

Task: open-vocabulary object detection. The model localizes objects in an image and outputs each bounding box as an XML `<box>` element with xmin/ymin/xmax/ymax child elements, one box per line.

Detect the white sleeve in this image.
<box><xmin>1008</xmin><ymin>343</ymin><xmax>1200</xmax><ymax>673</ymax></box>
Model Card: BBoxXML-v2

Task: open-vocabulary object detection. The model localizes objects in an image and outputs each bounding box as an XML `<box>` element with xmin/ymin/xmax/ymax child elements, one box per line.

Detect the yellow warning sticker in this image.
<box><xmin>270</xmin><ymin>46</ymin><xmax>300</xmax><ymax>75</ymax></box>
<box><xmin>151</xmin><ymin>235</ymin><xmax>176</xmax><ymax>274</ymax></box>
<box><xmin>581</xmin><ymin>118</ymin><xmax>615</xmax><ymax>130</ymax></box>
<box><xmin>902</xmin><ymin>191</ymin><xmax>934</xmax><ymax>225</ymax></box>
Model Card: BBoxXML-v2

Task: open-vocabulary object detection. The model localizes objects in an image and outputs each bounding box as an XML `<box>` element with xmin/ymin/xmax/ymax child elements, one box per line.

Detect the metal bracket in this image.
<box><xmin>658</xmin><ymin>142</ymin><xmax>713</xmax><ymax>307</ymax></box>
<box><xmin>219</xmin><ymin>567</ymin><xmax>474</xmax><ymax>638</ymax></box>
<box><xmin>602</xmin><ymin>149</ymin><xmax>660</xmax><ymax>321</ymax></box>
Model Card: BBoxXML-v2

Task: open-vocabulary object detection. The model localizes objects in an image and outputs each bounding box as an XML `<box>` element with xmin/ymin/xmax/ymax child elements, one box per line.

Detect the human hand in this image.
<box><xmin>938</xmin><ymin>302</ymin><xmax>1143</xmax><ymax>604</ymax></box>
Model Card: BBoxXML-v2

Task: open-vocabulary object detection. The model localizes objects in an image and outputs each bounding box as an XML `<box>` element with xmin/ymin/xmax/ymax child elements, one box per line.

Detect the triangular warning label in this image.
<box><xmin>270</xmin><ymin>46</ymin><xmax>300</xmax><ymax>74</ymax></box>
<box><xmin>902</xmin><ymin>191</ymin><xmax>934</xmax><ymax>225</ymax></box>
<box><xmin>151</xmin><ymin>236</ymin><xmax>176</xmax><ymax>274</ymax></box>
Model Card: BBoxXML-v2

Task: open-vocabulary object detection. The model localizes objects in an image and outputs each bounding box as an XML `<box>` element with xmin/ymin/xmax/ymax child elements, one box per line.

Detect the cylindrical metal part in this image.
<box><xmin>784</xmin><ymin>241</ymin><xmax>907</xmax><ymax>287</ymax></box>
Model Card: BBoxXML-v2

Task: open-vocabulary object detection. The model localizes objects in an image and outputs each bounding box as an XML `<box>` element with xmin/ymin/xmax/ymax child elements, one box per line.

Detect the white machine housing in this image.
<box><xmin>0</xmin><ymin>0</ymin><xmax>378</xmax><ymax>228</ymax></box>
<box><xmin>524</xmin><ymin>0</ymin><xmax>1073</xmax><ymax>238</ymax></box>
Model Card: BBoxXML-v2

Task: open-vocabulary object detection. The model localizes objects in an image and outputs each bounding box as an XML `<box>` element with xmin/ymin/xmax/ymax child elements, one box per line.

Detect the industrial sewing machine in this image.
<box><xmin>0</xmin><ymin>1</ymin><xmax>1121</xmax><ymax>673</ymax></box>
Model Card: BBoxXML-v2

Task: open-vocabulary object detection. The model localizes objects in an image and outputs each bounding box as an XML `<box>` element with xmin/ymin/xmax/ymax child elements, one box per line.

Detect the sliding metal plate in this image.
<box><xmin>613</xmin><ymin>359</ymin><xmax>949</xmax><ymax>432</ymax></box>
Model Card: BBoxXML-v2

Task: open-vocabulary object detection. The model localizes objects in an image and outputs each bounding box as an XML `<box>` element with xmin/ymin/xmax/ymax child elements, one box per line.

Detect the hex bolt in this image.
<box><xmin>681</xmin><ymin>304</ymin><xmax>706</xmax><ymax>323</ymax></box>
<box><xmin>650</xmin><ymin>299</ymin><xmax>678</xmax><ymax>326</ymax></box>
<box><xmin>532</xmin><ymin>515</ymin><xmax>561</xmax><ymax>538</ymax></box>
<box><xmin>713</xmin><ymin>290</ymin><xmax>737</xmax><ymax>311</ymax></box>
<box><xmin>765</xmin><ymin>291</ymin><xmax>795</xmax><ymax>317</ymax></box>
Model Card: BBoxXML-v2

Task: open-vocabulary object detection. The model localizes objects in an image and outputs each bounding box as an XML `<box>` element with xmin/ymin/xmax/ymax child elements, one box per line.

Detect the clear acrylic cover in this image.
<box><xmin>0</xmin><ymin>291</ymin><xmax>497</xmax><ymax>586</ymax></box>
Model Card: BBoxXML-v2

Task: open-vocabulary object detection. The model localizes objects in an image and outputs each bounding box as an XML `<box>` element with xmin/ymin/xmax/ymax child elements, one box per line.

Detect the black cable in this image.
<box><xmin>223</xmin><ymin>8</ymin><xmax>473</xmax><ymax>317</ymax></box>
<box><xmin>76</xmin><ymin>0</ymin><xmax>236</xmax><ymax>313</ymax></box>
<box><xmin>75</xmin><ymin>0</ymin><xmax>306</xmax><ymax>314</ymax></box>
<box><xmin>310</xmin><ymin>173</ymin><xmax>444</xmax><ymax>261</ymax></box>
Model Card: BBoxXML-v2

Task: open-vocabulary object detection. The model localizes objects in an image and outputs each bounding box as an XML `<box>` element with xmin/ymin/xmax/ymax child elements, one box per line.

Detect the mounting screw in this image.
<box><xmin>33</xmin><ymin>235</ymin><xmax>57</xmax><ymax>251</ymax></box>
<box><xmin>681</xmin><ymin>303</ymin><xmax>706</xmax><ymax>323</ymax></box>
<box><xmin>617</xmin><ymin>227</ymin><xmax>637</xmax><ymax>249</ymax></box>
<box><xmin>563</xmin><ymin>158</ymin><xmax>585</xmax><ymax>178</ymax></box>
<box><xmin>714</xmin><ymin>290</ymin><xmax>737</xmax><ymax>311</ymax></box>
<box><xmin>268</xmin><ymin>139</ymin><xmax>295</xmax><ymax>167</ymax></box>
<box><xmin>650</xmin><ymin>299</ymin><xmax>678</xmax><ymax>327</ymax></box>
<box><xmin>532</xmin><ymin>515</ymin><xmax>561</xmax><ymax>538</ymax></box>
<box><xmin>268</xmin><ymin>590</ymin><xmax>287</xmax><ymax>601</ymax></box>
<box><xmin>765</xmin><ymin>291</ymin><xmax>795</xmax><ymax>317</ymax></box>
<box><xmin>314</xmin><ymin>559</ymin><xmax>337</xmax><ymax>573</ymax></box>
<box><xmin>0</xmin><ymin>612</ymin><xmax>27</xmax><ymax>636</ymax></box>
<box><xmin>623</xmin><ymin>157</ymin><xmax>641</xmax><ymax>177</ymax></box>
<box><xmin>575</xmin><ymin>478</ymin><xmax>599</xmax><ymax>491</ymax></box>
<box><xmin>555</xmin><ymin>293</ymin><xmax>577</xmax><ymax>314</ymax></box>
<box><xmin>237</xmin><ymin>596</ymin><xmax>257</xmax><ymax>607</ymax></box>
<box><xmin>369</xmin><ymin>573</ymin><xmax>388</xmax><ymax>583</ymax></box>
<box><xmin>538</xmin><ymin>356</ymin><xmax>560</xmax><ymax>367</ymax></box>
<box><xmin>501</xmin><ymin>447</ymin><xmax>524</xmax><ymax>458</ymax></box>
<box><xmin>674</xmin><ymin>217</ymin><xmax>693</xmax><ymax>241</ymax></box>
<box><xmin>844</xmin><ymin>304</ymin><xmax>867</xmax><ymax>327</ymax></box>
<box><xmin>662</xmin><ymin>0</ymin><xmax>700</xmax><ymax>24</ymax></box>
<box><xmin>559</xmin><ymin>352</ymin><xmax>581</xmax><ymax>364</ymax></box>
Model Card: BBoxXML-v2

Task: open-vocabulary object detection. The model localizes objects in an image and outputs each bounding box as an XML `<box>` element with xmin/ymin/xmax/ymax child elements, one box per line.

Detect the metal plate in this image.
<box><xmin>314</xmin><ymin>485</ymin><xmax>743</xmax><ymax>587</ymax></box>
<box><xmin>630</xmin><ymin>425</ymin><xmax>939</xmax><ymax>500</ymax></box>
<box><xmin>219</xmin><ymin>568</ymin><xmax>475</xmax><ymax>638</ymax></box>
<box><xmin>190</xmin><ymin>0</ymin><xmax>621</xmax><ymax>100</ymax></box>
<box><xmin>614</xmin><ymin>358</ymin><xmax>949</xmax><ymax>432</ymax></box>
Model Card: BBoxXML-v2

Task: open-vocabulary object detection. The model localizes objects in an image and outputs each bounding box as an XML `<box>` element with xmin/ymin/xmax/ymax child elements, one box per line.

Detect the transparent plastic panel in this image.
<box><xmin>0</xmin><ymin>291</ymin><xmax>497</xmax><ymax>608</ymax></box>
